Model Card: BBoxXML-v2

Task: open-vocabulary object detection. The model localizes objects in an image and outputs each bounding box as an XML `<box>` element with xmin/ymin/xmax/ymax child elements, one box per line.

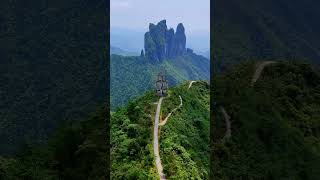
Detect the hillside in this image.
<box><xmin>110</xmin><ymin>53</ymin><xmax>209</xmax><ymax>110</ymax></box>
<box><xmin>111</xmin><ymin>20</ymin><xmax>210</xmax><ymax>110</ymax></box>
<box><xmin>0</xmin><ymin>0</ymin><xmax>107</xmax><ymax>154</ymax></box>
<box><xmin>0</xmin><ymin>105</ymin><xmax>107</xmax><ymax>179</ymax></box>
<box><xmin>212</xmin><ymin>61</ymin><xmax>320</xmax><ymax>179</ymax></box>
<box><xmin>214</xmin><ymin>0</ymin><xmax>320</xmax><ymax>72</ymax></box>
<box><xmin>111</xmin><ymin>81</ymin><xmax>210</xmax><ymax>179</ymax></box>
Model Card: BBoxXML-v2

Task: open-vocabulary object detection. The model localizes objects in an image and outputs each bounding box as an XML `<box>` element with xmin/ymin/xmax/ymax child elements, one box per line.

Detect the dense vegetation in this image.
<box><xmin>0</xmin><ymin>0</ymin><xmax>107</xmax><ymax>154</ymax></box>
<box><xmin>0</xmin><ymin>105</ymin><xmax>107</xmax><ymax>179</ymax></box>
<box><xmin>213</xmin><ymin>0</ymin><xmax>320</xmax><ymax>72</ymax></box>
<box><xmin>111</xmin><ymin>91</ymin><xmax>158</xmax><ymax>179</ymax></box>
<box><xmin>212</xmin><ymin>61</ymin><xmax>320</xmax><ymax>179</ymax></box>
<box><xmin>111</xmin><ymin>81</ymin><xmax>210</xmax><ymax>179</ymax></box>
<box><xmin>161</xmin><ymin>81</ymin><xmax>210</xmax><ymax>179</ymax></box>
<box><xmin>110</xmin><ymin>53</ymin><xmax>209</xmax><ymax>110</ymax></box>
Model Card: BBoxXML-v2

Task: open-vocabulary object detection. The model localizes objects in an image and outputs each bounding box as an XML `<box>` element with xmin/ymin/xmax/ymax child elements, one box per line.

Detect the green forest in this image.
<box><xmin>0</xmin><ymin>0</ymin><xmax>107</xmax><ymax>155</ymax></box>
<box><xmin>110</xmin><ymin>52</ymin><xmax>210</xmax><ymax>110</ymax></box>
<box><xmin>161</xmin><ymin>81</ymin><xmax>210</xmax><ymax>179</ymax></box>
<box><xmin>0</xmin><ymin>105</ymin><xmax>107</xmax><ymax>180</ymax></box>
<box><xmin>0</xmin><ymin>0</ymin><xmax>108</xmax><ymax>179</ymax></box>
<box><xmin>212</xmin><ymin>61</ymin><xmax>320</xmax><ymax>179</ymax></box>
<box><xmin>213</xmin><ymin>0</ymin><xmax>320</xmax><ymax>72</ymax></box>
<box><xmin>111</xmin><ymin>81</ymin><xmax>210</xmax><ymax>179</ymax></box>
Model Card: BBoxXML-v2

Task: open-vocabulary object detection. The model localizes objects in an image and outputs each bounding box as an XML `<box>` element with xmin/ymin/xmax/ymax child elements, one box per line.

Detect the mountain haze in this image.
<box><xmin>110</xmin><ymin>46</ymin><xmax>139</xmax><ymax>56</ymax></box>
<box><xmin>110</xmin><ymin>27</ymin><xmax>209</xmax><ymax>54</ymax></box>
<box><xmin>111</xmin><ymin>20</ymin><xmax>210</xmax><ymax>109</ymax></box>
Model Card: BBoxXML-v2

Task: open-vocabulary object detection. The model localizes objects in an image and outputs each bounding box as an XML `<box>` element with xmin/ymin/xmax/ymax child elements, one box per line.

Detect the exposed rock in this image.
<box><xmin>166</xmin><ymin>28</ymin><xmax>175</xmax><ymax>58</ymax></box>
<box><xmin>140</xmin><ymin>49</ymin><xmax>144</xmax><ymax>57</ymax></box>
<box><xmin>144</xmin><ymin>32</ymin><xmax>157</xmax><ymax>62</ymax></box>
<box><xmin>172</xmin><ymin>23</ymin><xmax>187</xmax><ymax>56</ymax></box>
<box><xmin>187</xmin><ymin>48</ymin><xmax>193</xmax><ymax>54</ymax></box>
<box><xmin>144</xmin><ymin>20</ymin><xmax>187</xmax><ymax>62</ymax></box>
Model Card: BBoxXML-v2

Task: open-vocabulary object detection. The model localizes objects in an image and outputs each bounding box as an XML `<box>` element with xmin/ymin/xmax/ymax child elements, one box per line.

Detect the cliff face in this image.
<box><xmin>144</xmin><ymin>20</ymin><xmax>187</xmax><ymax>62</ymax></box>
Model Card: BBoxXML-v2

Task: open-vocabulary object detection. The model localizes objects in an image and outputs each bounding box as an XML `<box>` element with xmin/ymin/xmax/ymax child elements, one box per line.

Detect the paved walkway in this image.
<box><xmin>153</xmin><ymin>97</ymin><xmax>166</xmax><ymax>180</ymax></box>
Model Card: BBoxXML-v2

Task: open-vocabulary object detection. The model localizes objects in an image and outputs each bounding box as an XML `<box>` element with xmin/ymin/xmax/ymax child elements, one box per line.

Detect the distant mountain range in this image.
<box><xmin>110</xmin><ymin>46</ymin><xmax>139</xmax><ymax>56</ymax></box>
<box><xmin>111</xmin><ymin>20</ymin><xmax>210</xmax><ymax>109</ymax></box>
<box><xmin>111</xmin><ymin>26</ymin><xmax>209</xmax><ymax>56</ymax></box>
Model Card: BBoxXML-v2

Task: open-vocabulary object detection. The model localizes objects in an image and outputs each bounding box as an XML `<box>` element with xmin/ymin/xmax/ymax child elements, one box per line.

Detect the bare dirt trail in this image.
<box><xmin>188</xmin><ymin>81</ymin><xmax>196</xmax><ymax>89</ymax></box>
<box><xmin>220</xmin><ymin>107</ymin><xmax>231</xmax><ymax>140</ymax></box>
<box><xmin>221</xmin><ymin>61</ymin><xmax>277</xmax><ymax>141</ymax></box>
<box><xmin>251</xmin><ymin>61</ymin><xmax>277</xmax><ymax>86</ymax></box>
<box><xmin>159</xmin><ymin>95</ymin><xmax>182</xmax><ymax>126</ymax></box>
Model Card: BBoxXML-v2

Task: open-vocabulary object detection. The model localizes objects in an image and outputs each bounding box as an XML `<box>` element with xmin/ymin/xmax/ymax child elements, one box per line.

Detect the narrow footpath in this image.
<box><xmin>221</xmin><ymin>61</ymin><xmax>277</xmax><ymax>141</ymax></box>
<box><xmin>153</xmin><ymin>97</ymin><xmax>166</xmax><ymax>180</ymax></box>
<box><xmin>159</xmin><ymin>95</ymin><xmax>182</xmax><ymax>126</ymax></box>
<box><xmin>251</xmin><ymin>61</ymin><xmax>276</xmax><ymax>85</ymax></box>
<box><xmin>154</xmin><ymin>81</ymin><xmax>196</xmax><ymax>179</ymax></box>
<box><xmin>220</xmin><ymin>107</ymin><xmax>231</xmax><ymax>140</ymax></box>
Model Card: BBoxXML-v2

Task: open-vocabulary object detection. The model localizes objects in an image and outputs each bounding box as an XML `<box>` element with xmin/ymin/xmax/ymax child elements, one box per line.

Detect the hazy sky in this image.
<box><xmin>110</xmin><ymin>0</ymin><xmax>210</xmax><ymax>33</ymax></box>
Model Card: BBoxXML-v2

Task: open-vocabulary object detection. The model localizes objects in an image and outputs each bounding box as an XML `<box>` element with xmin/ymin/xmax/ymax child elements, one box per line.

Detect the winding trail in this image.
<box><xmin>251</xmin><ymin>61</ymin><xmax>276</xmax><ymax>86</ymax></box>
<box><xmin>154</xmin><ymin>80</ymin><xmax>197</xmax><ymax>179</ymax></box>
<box><xmin>221</xmin><ymin>61</ymin><xmax>277</xmax><ymax>141</ymax></box>
<box><xmin>154</xmin><ymin>97</ymin><xmax>166</xmax><ymax>180</ymax></box>
<box><xmin>159</xmin><ymin>95</ymin><xmax>182</xmax><ymax>126</ymax></box>
<box><xmin>188</xmin><ymin>81</ymin><xmax>196</xmax><ymax>89</ymax></box>
<box><xmin>220</xmin><ymin>107</ymin><xmax>231</xmax><ymax>141</ymax></box>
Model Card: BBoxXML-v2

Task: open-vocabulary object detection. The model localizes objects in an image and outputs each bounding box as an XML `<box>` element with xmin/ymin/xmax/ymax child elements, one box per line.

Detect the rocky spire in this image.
<box><xmin>144</xmin><ymin>20</ymin><xmax>188</xmax><ymax>63</ymax></box>
<box><xmin>172</xmin><ymin>23</ymin><xmax>187</xmax><ymax>56</ymax></box>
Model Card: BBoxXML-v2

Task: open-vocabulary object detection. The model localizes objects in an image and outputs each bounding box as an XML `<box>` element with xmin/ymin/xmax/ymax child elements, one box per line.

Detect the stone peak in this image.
<box><xmin>144</xmin><ymin>20</ymin><xmax>187</xmax><ymax>62</ymax></box>
<box><xmin>176</xmin><ymin>23</ymin><xmax>185</xmax><ymax>33</ymax></box>
<box><xmin>157</xmin><ymin>19</ymin><xmax>167</xmax><ymax>26</ymax></box>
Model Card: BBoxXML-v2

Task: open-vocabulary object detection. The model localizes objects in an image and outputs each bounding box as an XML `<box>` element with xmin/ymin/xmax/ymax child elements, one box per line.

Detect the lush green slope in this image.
<box><xmin>111</xmin><ymin>81</ymin><xmax>210</xmax><ymax>179</ymax></box>
<box><xmin>0</xmin><ymin>106</ymin><xmax>107</xmax><ymax>180</ymax></box>
<box><xmin>0</xmin><ymin>0</ymin><xmax>107</xmax><ymax>154</ymax></box>
<box><xmin>161</xmin><ymin>81</ymin><xmax>210</xmax><ymax>179</ymax></box>
<box><xmin>212</xmin><ymin>61</ymin><xmax>320</xmax><ymax>179</ymax></box>
<box><xmin>214</xmin><ymin>0</ymin><xmax>320</xmax><ymax>72</ymax></box>
<box><xmin>110</xmin><ymin>52</ymin><xmax>210</xmax><ymax>110</ymax></box>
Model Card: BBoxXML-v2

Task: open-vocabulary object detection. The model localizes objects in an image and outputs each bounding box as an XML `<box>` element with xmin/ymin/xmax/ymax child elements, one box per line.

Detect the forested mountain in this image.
<box><xmin>0</xmin><ymin>0</ymin><xmax>107</xmax><ymax>154</ymax></box>
<box><xmin>111</xmin><ymin>20</ymin><xmax>210</xmax><ymax>110</ymax></box>
<box><xmin>111</xmin><ymin>52</ymin><xmax>209</xmax><ymax>110</ymax></box>
<box><xmin>0</xmin><ymin>106</ymin><xmax>107</xmax><ymax>179</ymax></box>
<box><xmin>214</xmin><ymin>0</ymin><xmax>320</xmax><ymax>72</ymax></box>
<box><xmin>212</xmin><ymin>1</ymin><xmax>320</xmax><ymax>178</ymax></box>
<box><xmin>111</xmin><ymin>81</ymin><xmax>210</xmax><ymax>179</ymax></box>
<box><xmin>212</xmin><ymin>61</ymin><xmax>320</xmax><ymax>179</ymax></box>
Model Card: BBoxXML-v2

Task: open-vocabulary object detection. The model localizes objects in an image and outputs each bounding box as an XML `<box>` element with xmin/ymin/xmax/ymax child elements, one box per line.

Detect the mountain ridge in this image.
<box><xmin>111</xmin><ymin>20</ymin><xmax>210</xmax><ymax>110</ymax></box>
<box><xmin>111</xmin><ymin>81</ymin><xmax>209</xmax><ymax>179</ymax></box>
<box><xmin>214</xmin><ymin>0</ymin><xmax>320</xmax><ymax>72</ymax></box>
<box><xmin>212</xmin><ymin>60</ymin><xmax>320</xmax><ymax>179</ymax></box>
